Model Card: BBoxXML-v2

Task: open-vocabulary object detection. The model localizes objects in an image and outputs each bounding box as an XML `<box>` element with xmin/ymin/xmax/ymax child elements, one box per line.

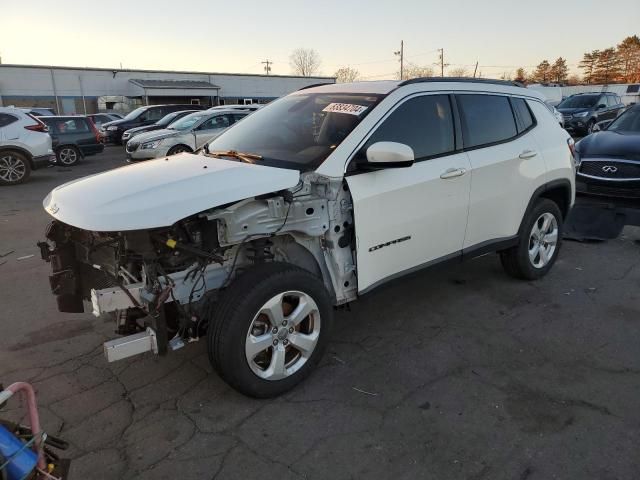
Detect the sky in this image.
<box><xmin>1</xmin><ymin>0</ymin><xmax>639</xmax><ymax>79</ymax></box>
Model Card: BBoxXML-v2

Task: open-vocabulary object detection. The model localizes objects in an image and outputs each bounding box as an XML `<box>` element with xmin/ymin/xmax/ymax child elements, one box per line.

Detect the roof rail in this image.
<box><xmin>297</xmin><ymin>82</ymin><xmax>335</xmax><ymax>91</ymax></box>
<box><xmin>398</xmin><ymin>77</ymin><xmax>524</xmax><ymax>88</ymax></box>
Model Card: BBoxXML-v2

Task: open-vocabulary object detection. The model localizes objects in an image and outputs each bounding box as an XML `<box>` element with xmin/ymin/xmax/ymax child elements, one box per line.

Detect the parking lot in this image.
<box><xmin>1</xmin><ymin>146</ymin><xmax>640</xmax><ymax>479</ymax></box>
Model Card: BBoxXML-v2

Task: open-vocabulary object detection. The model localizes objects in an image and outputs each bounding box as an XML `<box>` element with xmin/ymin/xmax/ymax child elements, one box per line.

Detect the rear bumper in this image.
<box><xmin>32</xmin><ymin>152</ymin><xmax>57</xmax><ymax>169</ymax></box>
<box><xmin>101</xmin><ymin>130</ymin><xmax>122</xmax><ymax>144</ymax></box>
<box><xmin>81</xmin><ymin>144</ymin><xmax>105</xmax><ymax>156</ymax></box>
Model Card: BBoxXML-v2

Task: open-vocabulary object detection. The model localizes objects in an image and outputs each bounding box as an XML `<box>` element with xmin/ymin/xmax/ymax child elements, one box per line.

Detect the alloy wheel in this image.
<box><xmin>245</xmin><ymin>291</ymin><xmax>321</xmax><ymax>381</ymax></box>
<box><xmin>58</xmin><ymin>148</ymin><xmax>78</xmax><ymax>165</ymax></box>
<box><xmin>0</xmin><ymin>155</ymin><xmax>27</xmax><ymax>183</ymax></box>
<box><xmin>528</xmin><ymin>212</ymin><xmax>558</xmax><ymax>268</ymax></box>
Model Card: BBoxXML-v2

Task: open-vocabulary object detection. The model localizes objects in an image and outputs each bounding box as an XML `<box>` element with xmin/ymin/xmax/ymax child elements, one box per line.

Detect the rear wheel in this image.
<box><xmin>208</xmin><ymin>262</ymin><xmax>333</xmax><ymax>398</ymax></box>
<box><xmin>167</xmin><ymin>145</ymin><xmax>192</xmax><ymax>156</ymax></box>
<box><xmin>500</xmin><ymin>199</ymin><xmax>563</xmax><ymax>280</ymax></box>
<box><xmin>0</xmin><ymin>151</ymin><xmax>31</xmax><ymax>185</ymax></box>
<box><xmin>57</xmin><ymin>146</ymin><xmax>81</xmax><ymax>166</ymax></box>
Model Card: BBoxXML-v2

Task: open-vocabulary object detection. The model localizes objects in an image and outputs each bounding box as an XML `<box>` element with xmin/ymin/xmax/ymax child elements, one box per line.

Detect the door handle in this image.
<box><xmin>519</xmin><ymin>150</ymin><xmax>538</xmax><ymax>159</ymax></box>
<box><xmin>440</xmin><ymin>167</ymin><xmax>467</xmax><ymax>179</ymax></box>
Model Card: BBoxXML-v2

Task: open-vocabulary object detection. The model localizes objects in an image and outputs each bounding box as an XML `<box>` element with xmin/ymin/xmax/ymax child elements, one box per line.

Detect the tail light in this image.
<box><xmin>24</xmin><ymin>114</ymin><xmax>48</xmax><ymax>132</ymax></box>
<box><xmin>87</xmin><ymin>117</ymin><xmax>101</xmax><ymax>142</ymax></box>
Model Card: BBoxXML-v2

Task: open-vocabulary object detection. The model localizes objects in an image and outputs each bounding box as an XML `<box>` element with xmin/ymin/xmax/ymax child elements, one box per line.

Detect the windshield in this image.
<box><xmin>558</xmin><ymin>95</ymin><xmax>599</xmax><ymax>109</ymax></box>
<box><xmin>122</xmin><ymin>107</ymin><xmax>147</xmax><ymax>121</ymax></box>
<box><xmin>607</xmin><ymin>108</ymin><xmax>640</xmax><ymax>133</ymax></box>
<box><xmin>157</xmin><ymin>111</ymin><xmax>182</xmax><ymax>127</ymax></box>
<box><xmin>205</xmin><ymin>92</ymin><xmax>383</xmax><ymax>171</ymax></box>
<box><xmin>169</xmin><ymin>112</ymin><xmax>209</xmax><ymax>131</ymax></box>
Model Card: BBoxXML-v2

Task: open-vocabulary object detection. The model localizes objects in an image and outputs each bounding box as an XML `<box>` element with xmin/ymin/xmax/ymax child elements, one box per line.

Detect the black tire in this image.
<box><xmin>586</xmin><ymin>119</ymin><xmax>596</xmax><ymax>135</ymax></box>
<box><xmin>56</xmin><ymin>145</ymin><xmax>81</xmax><ymax>166</ymax></box>
<box><xmin>167</xmin><ymin>145</ymin><xmax>192</xmax><ymax>156</ymax></box>
<box><xmin>500</xmin><ymin>198</ymin><xmax>563</xmax><ymax>280</ymax></box>
<box><xmin>0</xmin><ymin>150</ymin><xmax>31</xmax><ymax>185</ymax></box>
<box><xmin>208</xmin><ymin>262</ymin><xmax>333</xmax><ymax>398</ymax></box>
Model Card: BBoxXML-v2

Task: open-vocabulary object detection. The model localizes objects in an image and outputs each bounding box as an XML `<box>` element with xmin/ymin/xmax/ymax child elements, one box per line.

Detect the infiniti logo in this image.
<box><xmin>602</xmin><ymin>166</ymin><xmax>618</xmax><ymax>173</ymax></box>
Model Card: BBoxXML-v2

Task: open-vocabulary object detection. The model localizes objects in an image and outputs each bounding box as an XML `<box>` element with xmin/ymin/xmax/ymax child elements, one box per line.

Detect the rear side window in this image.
<box><xmin>511</xmin><ymin>98</ymin><xmax>535</xmax><ymax>133</ymax></box>
<box><xmin>232</xmin><ymin>114</ymin><xmax>247</xmax><ymax>123</ymax></box>
<box><xmin>457</xmin><ymin>94</ymin><xmax>517</xmax><ymax>148</ymax></box>
<box><xmin>146</xmin><ymin>108</ymin><xmax>165</xmax><ymax>121</ymax></box>
<box><xmin>46</xmin><ymin>118</ymin><xmax>90</xmax><ymax>134</ymax></box>
<box><xmin>0</xmin><ymin>113</ymin><xmax>18</xmax><ymax>127</ymax></box>
<box><xmin>364</xmin><ymin>94</ymin><xmax>455</xmax><ymax>160</ymax></box>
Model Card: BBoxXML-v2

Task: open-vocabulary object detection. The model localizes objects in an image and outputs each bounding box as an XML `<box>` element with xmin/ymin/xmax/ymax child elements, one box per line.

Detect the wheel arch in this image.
<box><xmin>518</xmin><ymin>179</ymin><xmax>572</xmax><ymax>236</ymax></box>
<box><xmin>168</xmin><ymin>144</ymin><xmax>193</xmax><ymax>154</ymax></box>
<box><xmin>0</xmin><ymin>146</ymin><xmax>34</xmax><ymax>167</ymax></box>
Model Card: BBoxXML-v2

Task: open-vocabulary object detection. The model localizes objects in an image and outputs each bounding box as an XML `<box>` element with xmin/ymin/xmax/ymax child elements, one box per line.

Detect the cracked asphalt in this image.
<box><xmin>1</xmin><ymin>146</ymin><xmax>639</xmax><ymax>479</ymax></box>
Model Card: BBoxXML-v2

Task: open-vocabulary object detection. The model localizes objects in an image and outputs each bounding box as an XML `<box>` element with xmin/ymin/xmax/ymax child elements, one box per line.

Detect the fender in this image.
<box><xmin>0</xmin><ymin>145</ymin><xmax>34</xmax><ymax>166</ymax></box>
<box><xmin>517</xmin><ymin>178</ymin><xmax>573</xmax><ymax>236</ymax></box>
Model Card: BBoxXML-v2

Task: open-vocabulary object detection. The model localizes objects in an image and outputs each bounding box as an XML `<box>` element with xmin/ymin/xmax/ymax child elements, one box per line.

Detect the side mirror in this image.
<box><xmin>364</xmin><ymin>142</ymin><xmax>414</xmax><ymax>169</ymax></box>
<box><xmin>597</xmin><ymin>104</ymin><xmax>606</xmax><ymax>110</ymax></box>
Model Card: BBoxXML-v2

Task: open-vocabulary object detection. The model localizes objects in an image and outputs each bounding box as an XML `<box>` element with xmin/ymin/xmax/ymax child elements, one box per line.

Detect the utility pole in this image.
<box><xmin>473</xmin><ymin>61</ymin><xmax>479</xmax><ymax>78</ymax></box>
<box><xmin>437</xmin><ymin>48</ymin><xmax>447</xmax><ymax>77</ymax></box>
<box><xmin>394</xmin><ymin>41</ymin><xmax>404</xmax><ymax>80</ymax></box>
<box><xmin>262</xmin><ymin>59</ymin><xmax>273</xmax><ymax>75</ymax></box>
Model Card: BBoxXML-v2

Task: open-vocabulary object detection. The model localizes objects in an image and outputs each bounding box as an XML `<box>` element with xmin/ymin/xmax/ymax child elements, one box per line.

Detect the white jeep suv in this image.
<box><xmin>39</xmin><ymin>79</ymin><xmax>575</xmax><ymax>397</ymax></box>
<box><xmin>0</xmin><ymin>107</ymin><xmax>55</xmax><ymax>185</ymax></box>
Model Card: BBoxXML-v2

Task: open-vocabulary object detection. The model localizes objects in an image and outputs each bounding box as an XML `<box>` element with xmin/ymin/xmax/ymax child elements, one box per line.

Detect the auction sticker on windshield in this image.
<box><xmin>323</xmin><ymin>103</ymin><xmax>369</xmax><ymax>116</ymax></box>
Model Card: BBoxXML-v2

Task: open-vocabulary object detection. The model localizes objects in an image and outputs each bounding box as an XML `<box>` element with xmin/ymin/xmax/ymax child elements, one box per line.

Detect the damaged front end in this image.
<box><xmin>39</xmin><ymin>215</ymin><xmax>226</xmax><ymax>359</ymax></box>
<box><xmin>38</xmin><ymin>172</ymin><xmax>358</xmax><ymax>363</ymax></box>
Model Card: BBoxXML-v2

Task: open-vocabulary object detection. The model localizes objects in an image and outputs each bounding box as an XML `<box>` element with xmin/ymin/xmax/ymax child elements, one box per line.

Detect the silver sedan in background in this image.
<box><xmin>125</xmin><ymin>110</ymin><xmax>249</xmax><ymax>162</ymax></box>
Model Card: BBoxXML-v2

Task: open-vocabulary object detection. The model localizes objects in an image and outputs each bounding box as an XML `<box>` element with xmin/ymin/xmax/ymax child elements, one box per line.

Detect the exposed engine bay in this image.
<box><xmin>39</xmin><ymin>173</ymin><xmax>357</xmax><ymax>360</ymax></box>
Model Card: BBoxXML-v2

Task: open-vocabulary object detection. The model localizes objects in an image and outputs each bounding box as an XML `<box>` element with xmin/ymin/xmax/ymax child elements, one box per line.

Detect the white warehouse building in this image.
<box><xmin>0</xmin><ymin>64</ymin><xmax>336</xmax><ymax>114</ymax></box>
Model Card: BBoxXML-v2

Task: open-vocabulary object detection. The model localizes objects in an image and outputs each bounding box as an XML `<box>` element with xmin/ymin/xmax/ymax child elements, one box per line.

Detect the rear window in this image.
<box><xmin>457</xmin><ymin>94</ymin><xmax>517</xmax><ymax>148</ymax></box>
<box><xmin>511</xmin><ymin>98</ymin><xmax>535</xmax><ymax>133</ymax></box>
<box><xmin>43</xmin><ymin>118</ymin><xmax>90</xmax><ymax>134</ymax></box>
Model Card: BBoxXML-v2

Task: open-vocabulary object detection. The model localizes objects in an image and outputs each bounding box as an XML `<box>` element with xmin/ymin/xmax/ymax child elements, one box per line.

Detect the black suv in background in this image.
<box><xmin>40</xmin><ymin>116</ymin><xmax>104</xmax><ymax>166</ymax></box>
<box><xmin>557</xmin><ymin>92</ymin><xmax>625</xmax><ymax>135</ymax></box>
<box><xmin>121</xmin><ymin>109</ymin><xmax>200</xmax><ymax>143</ymax></box>
<box><xmin>101</xmin><ymin>104</ymin><xmax>205</xmax><ymax>144</ymax></box>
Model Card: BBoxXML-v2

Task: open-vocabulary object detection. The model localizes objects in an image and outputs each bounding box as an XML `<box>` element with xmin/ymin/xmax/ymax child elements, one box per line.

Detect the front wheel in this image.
<box><xmin>586</xmin><ymin>119</ymin><xmax>596</xmax><ymax>135</ymax></box>
<box><xmin>500</xmin><ymin>199</ymin><xmax>563</xmax><ymax>280</ymax></box>
<box><xmin>208</xmin><ymin>263</ymin><xmax>333</xmax><ymax>398</ymax></box>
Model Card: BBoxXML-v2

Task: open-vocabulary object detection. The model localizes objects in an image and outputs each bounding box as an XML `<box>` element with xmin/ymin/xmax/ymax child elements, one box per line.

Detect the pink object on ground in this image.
<box><xmin>5</xmin><ymin>382</ymin><xmax>46</xmax><ymax>470</ymax></box>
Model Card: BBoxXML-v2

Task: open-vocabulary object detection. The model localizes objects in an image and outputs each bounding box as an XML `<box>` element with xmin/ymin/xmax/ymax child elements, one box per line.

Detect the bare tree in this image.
<box><xmin>289</xmin><ymin>48</ymin><xmax>321</xmax><ymax>76</ymax></box>
<box><xmin>401</xmin><ymin>63</ymin><xmax>435</xmax><ymax>80</ymax></box>
<box><xmin>448</xmin><ymin>67</ymin><xmax>469</xmax><ymax>77</ymax></box>
<box><xmin>334</xmin><ymin>66</ymin><xmax>360</xmax><ymax>83</ymax></box>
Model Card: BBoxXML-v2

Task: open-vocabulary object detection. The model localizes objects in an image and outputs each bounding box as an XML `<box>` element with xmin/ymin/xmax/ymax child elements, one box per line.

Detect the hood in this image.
<box><xmin>43</xmin><ymin>153</ymin><xmax>300</xmax><ymax>231</ymax></box>
<box><xmin>125</xmin><ymin>124</ymin><xmax>162</xmax><ymax>135</ymax></box>
<box><xmin>102</xmin><ymin>118</ymin><xmax>129</xmax><ymax>129</ymax></box>
<box><xmin>557</xmin><ymin>107</ymin><xmax>591</xmax><ymax>115</ymax></box>
<box><xmin>578</xmin><ymin>131</ymin><xmax>640</xmax><ymax>160</ymax></box>
<box><xmin>129</xmin><ymin>128</ymin><xmax>179</xmax><ymax>144</ymax></box>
